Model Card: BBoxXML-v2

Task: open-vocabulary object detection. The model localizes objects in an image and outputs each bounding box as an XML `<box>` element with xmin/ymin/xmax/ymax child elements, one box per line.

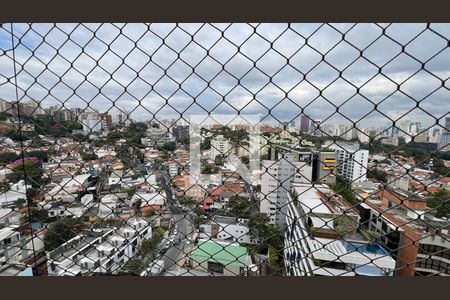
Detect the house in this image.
<box><xmin>131</xmin><ymin>192</ymin><xmax>165</xmax><ymax>212</ymax></box>
<box><xmin>45</xmin><ymin>174</ymin><xmax>92</xmax><ymax>202</ymax></box>
<box><xmin>0</xmin><ymin>180</ymin><xmax>30</xmax><ymax>207</ymax></box>
<box><xmin>189</xmin><ymin>239</ymin><xmax>253</xmax><ymax>276</ymax></box>
<box><xmin>199</xmin><ymin>215</ymin><xmax>258</xmax><ymax>244</ymax></box>
<box><xmin>46</xmin><ymin>218</ymin><xmax>152</xmax><ymax>275</ymax></box>
<box><xmin>98</xmin><ymin>194</ymin><xmax>119</xmax><ymax>220</ymax></box>
<box><xmin>0</xmin><ymin>226</ymin><xmax>46</xmax><ymax>266</ymax></box>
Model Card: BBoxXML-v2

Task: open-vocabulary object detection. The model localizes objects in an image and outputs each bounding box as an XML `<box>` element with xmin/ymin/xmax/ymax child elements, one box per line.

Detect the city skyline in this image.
<box><xmin>1</xmin><ymin>23</ymin><xmax>449</xmax><ymax>128</ymax></box>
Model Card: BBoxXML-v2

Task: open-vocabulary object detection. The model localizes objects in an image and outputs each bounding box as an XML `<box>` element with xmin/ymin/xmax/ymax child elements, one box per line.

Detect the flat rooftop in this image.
<box><xmin>292</xmin><ymin>183</ymin><xmax>357</xmax><ymax>215</ymax></box>
<box><xmin>364</xmin><ymin>199</ymin><xmax>450</xmax><ymax>238</ymax></box>
<box><xmin>191</xmin><ymin>239</ymin><xmax>249</xmax><ymax>267</ymax></box>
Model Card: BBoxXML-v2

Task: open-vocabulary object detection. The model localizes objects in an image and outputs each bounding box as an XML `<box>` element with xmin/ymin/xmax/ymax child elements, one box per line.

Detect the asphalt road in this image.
<box><xmin>154</xmin><ymin>164</ymin><xmax>194</xmax><ymax>272</ymax></box>
<box><xmin>160</xmin><ymin>213</ymin><xmax>193</xmax><ymax>271</ymax></box>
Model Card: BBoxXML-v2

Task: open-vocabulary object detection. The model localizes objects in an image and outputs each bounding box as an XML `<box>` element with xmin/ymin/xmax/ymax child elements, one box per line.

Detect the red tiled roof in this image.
<box><xmin>439</xmin><ymin>177</ymin><xmax>450</xmax><ymax>184</ymax></box>
<box><xmin>209</xmin><ymin>185</ymin><xmax>244</xmax><ymax>196</ymax></box>
<box><xmin>197</xmin><ymin>197</ymin><xmax>214</xmax><ymax>204</ymax></box>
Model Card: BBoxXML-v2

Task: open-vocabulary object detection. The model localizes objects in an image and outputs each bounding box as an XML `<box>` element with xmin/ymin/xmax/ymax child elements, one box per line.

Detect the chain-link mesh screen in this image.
<box><xmin>0</xmin><ymin>23</ymin><xmax>449</xmax><ymax>276</ymax></box>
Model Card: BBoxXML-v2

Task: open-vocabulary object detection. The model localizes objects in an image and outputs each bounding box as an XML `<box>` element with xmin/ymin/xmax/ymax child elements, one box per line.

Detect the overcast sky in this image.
<box><xmin>0</xmin><ymin>23</ymin><xmax>449</xmax><ymax>129</ymax></box>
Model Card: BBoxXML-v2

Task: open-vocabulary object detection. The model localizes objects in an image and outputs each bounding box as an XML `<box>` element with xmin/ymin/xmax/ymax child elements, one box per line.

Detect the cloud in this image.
<box><xmin>0</xmin><ymin>23</ymin><xmax>449</xmax><ymax>129</ymax></box>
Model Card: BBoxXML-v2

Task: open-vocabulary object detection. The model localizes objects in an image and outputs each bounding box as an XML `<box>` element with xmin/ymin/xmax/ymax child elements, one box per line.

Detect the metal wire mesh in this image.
<box><xmin>0</xmin><ymin>23</ymin><xmax>449</xmax><ymax>276</ymax></box>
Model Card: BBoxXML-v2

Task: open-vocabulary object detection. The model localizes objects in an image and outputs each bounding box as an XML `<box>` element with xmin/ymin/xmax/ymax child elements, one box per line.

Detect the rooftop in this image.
<box><xmin>364</xmin><ymin>198</ymin><xmax>450</xmax><ymax>238</ymax></box>
<box><xmin>191</xmin><ymin>239</ymin><xmax>249</xmax><ymax>267</ymax></box>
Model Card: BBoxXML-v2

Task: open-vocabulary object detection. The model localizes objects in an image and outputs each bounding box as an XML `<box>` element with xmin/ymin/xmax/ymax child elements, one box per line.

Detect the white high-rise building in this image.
<box><xmin>82</xmin><ymin>114</ymin><xmax>103</xmax><ymax>134</ymax></box>
<box><xmin>323</xmin><ymin>141</ymin><xmax>369</xmax><ymax>183</ymax></box>
<box><xmin>111</xmin><ymin>112</ymin><xmax>131</xmax><ymax>127</ymax></box>
<box><xmin>210</xmin><ymin>135</ymin><xmax>230</xmax><ymax>160</ymax></box>
<box><xmin>439</xmin><ymin>132</ymin><xmax>450</xmax><ymax>151</ymax></box>
<box><xmin>260</xmin><ymin>152</ymin><xmax>313</xmax><ymax>228</ymax></box>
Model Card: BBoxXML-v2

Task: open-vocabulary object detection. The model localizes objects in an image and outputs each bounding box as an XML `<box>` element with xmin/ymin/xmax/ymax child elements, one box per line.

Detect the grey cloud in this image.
<box><xmin>1</xmin><ymin>23</ymin><xmax>449</xmax><ymax>129</ymax></box>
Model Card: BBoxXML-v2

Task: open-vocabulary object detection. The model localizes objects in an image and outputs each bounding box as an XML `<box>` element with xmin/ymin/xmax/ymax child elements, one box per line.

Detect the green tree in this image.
<box><xmin>140</xmin><ymin>239</ymin><xmax>152</xmax><ymax>256</ymax></box>
<box><xmin>9</xmin><ymin>160</ymin><xmax>47</xmax><ymax>188</ymax></box>
<box><xmin>44</xmin><ymin>217</ymin><xmax>84</xmax><ymax>251</ymax></box>
<box><xmin>71</xmin><ymin>133</ymin><xmax>88</xmax><ymax>142</ymax></box>
<box><xmin>0</xmin><ymin>152</ymin><xmax>19</xmax><ymax>163</ymax></box>
<box><xmin>249</xmin><ymin>213</ymin><xmax>283</xmax><ymax>250</ymax></box>
<box><xmin>214</xmin><ymin>154</ymin><xmax>224</xmax><ymax>166</ymax></box>
<box><xmin>432</xmin><ymin>159</ymin><xmax>450</xmax><ymax>177</ymax></box>
<box><xmin>26</xmin><ymin>187</ymin><xmax>39</xmax><ymax>201</ymax></box>
<box><xmin>202</xmin><ymin>165</ymin><xmax>219</xmax><ymax>174</ymax></box>
<box><xmin>368</xmin><ymin>168</ymin><xmax>388</xmax><ymax>183</ymax></box>
<box><xmin>48</xmin><ymin>123</ymin><xmax>67</xmax><ymax>138</ymax></box>
<box><xmin>22</xmin><ymin>207</ymin><xmax>51</xmax><ymax>224</ymax></box>
<box><xmin>24</xmin><ymin>150</ymin><xmax>48</xmax><ymax>162</ymax></box>
<box><xmin>79</xmin><ymin>150</ymin><xmax>98</xmax><ymax>161</ymax></box>
<box><xmin>60</xmin><ymin>120</ymin><xmax>83</xmax><ymax>131</ymax></box>
<box><xmin>329</xmin><ymin>178</ymin><xmax>358</xmax><ymax>205</ymax></box>
<box><xmin>227</xmin><ymin>195</ymin><xmax>251</xmax><ymax>216</ymax></box>
<box><xmin>427</xmin><ymin>189</ymin><xmax>450</xmax><ymax>218</ymax></box>
<box><xmin>0</xmin><ymin>181</ymin><xmax>10</xmax><ymax>193</ymax></box>
<box><xmin>161</xmin><ymin>142</ymin><xmax>176</xmax><ymax>152</ymax></box>
<box><xmin>28</xmin><ymin>137</ymin><xmax>52</xmax><ymax>147</ymax></box>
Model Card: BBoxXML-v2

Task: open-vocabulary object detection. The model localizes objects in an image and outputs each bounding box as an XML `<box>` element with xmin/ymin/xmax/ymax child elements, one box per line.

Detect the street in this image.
<box><xmin>150</xmin><ymin>163</ymin><xmax>195</xmax><ymax>273</ymax></box>
<box><xmin>159</xmin><ymin>213</ymin><xmax>193</xmax><ymax>272</ymax></box>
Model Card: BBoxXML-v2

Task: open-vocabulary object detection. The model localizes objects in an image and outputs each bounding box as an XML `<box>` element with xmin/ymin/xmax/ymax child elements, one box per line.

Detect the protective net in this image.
<box><xmin>0</xmin><ymin>23</ymin><xmax>449</xmax><ymax>276</ymax></box>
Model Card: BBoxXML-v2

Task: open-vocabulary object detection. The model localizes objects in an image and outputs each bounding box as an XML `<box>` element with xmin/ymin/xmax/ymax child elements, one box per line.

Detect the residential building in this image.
<box><xmin>323</xmin><ymin>141</ymin><xmax>369</xmax><ymax>183</ymax></box>
<box><xmin>98</xmin><ymin>194</ymin><xmax>119</xmax><ymax>220</ymax></box>
<box><xmin>82</xmin><ymin>114</ymin><xmax>103</xmax><ymax>134</ymax></box>
<box><xmin>173</xmin><ymin>125</ymin><xmax>189</xmax><ymax>142</ymax></box>
<box><xmin>357</xmin><ymin>187</ymin><xmax>450</xmax><ymax>276</ymax></box>
<box><xmin>284</xmin><ymin>183</ymin><xmax>396</xmax><ymax>276</ymax></box>
<box><xmin>142</xmin><ymin>127</ymin><xmax>175</xmax><ymax>147</ymax></box>
<box><xmin>46</xmin><ymin>218</ymin><xmax>152</xmax><ymax>275</ymax></box>
<box><xmin>260</xmin><ymin>152</ymin><xmax>313</xmax><ymax>228</ymax></box>
<box><xmin>381</xmin><ymin>137</ymin><xmax>399</xmax><ymax>146</ymax></box>
<box><xmin>199</xmin><ymin>215</ymin><xmax>258</xmax><ymax>244</ymax></box>
<box><xmin>111</xmin><ymin>112</ymin><xmax>131</xmax><ymax>127</ymax></box>
<box><xmin>439</xmin><ymin>132</ymin><xmax>450</xmax><ymax>152</ymax></box>
<box><xmin>0</xmin><ymin>226</ymin><xmax>46</xmax><ymax>266</ymax></box>
<box><xmin>189</xmin><ymin>239</ymin><xmax>253</xmax><ymax>276</ymax></box>
<box><xmin>168</xmin><ymin>163</ymin><xmax>178</xmax><ymax>177</ymax></box>
<box><xmin>210</xmin><ymin>135</ymin><xmax>230</xmax><ymax>160</ymax></box>
<box><xmin>0</xmin><ymin>180</ymin><xmax>30</xmax><ymax>207</ymax></box>
<box><xmin>300</xmin><ymin>114</ymin><xmax>311</xmax><ymax>133</ymax></box>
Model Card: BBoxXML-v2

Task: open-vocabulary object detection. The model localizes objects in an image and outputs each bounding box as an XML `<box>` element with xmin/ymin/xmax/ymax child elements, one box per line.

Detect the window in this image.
<box><xmin>207</xmin><ymin>261</ymin><xmax>224</xmax><ymax>274</ymax></box>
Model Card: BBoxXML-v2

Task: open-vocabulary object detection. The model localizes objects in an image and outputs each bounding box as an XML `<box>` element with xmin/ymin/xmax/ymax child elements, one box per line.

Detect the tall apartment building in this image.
<box><xmin>439</xmin><ymin>117</ymin><xmax>450</xmax><ymax>151</ymax></box>
<box><xmin>439</xmin><ymin>132</ymin><xmax>450</xmax><ymax>151</ymax></box>
<box><xmin>210</xmin><ymin>135</ymin><xmax>230</xmax><ymax>160</ymax></box>
<box><xmin>141</xmin><ymin>126</ymin><xmax>175</xmax><ymax>147</ymax></box>
<box><xmin>25</xmin><ymin>100</ymin><xmax>45</xmax><ymax>116</ymax></box>
<box><xmin>54</xmin><ymin>109</ymin><xmax>75</xmax><ymax>122</ymax></box>
<box><xmin>260</xmin><ymin>152</ymin><xmax>313</xmax><ymax>228</ymax></box>
<box><xmin>323</xmin><ymin>141</ymin><xmax>369</xmax><ymax>183</ymax></box>
<box><xmin>0</xmin><ymin>100</ymin><xmax>12</xmax><ymax>113</ymax></box>
<box><xmin>173</xmin><ymin>125</ymin><xmax>189</xmax><ymax>142</ymax></box>
<box><xmin>82</xmin><ymin>114</ymin><xmax>103</xmax><ymax>134</ymax></box>
<box><xmin>445</xmin><ymin>116</ymin><xmax>450</xmax><ymax>130</ymax></box>
<box><xmin>284</xmin><ymin>183</ymin><xmax>396</xmax><ymax>276</ymax></box>
<box><xmin>268</xmin><ymin>146</ymin><xmax>337</xmax><ymax>184</ymax></box>
<box><xmin>300</xmin><ymin>114</ymin><xmax>311</xmax><ymax>134</ymax></box>
<box><xmin>357</xmin><ymin>187</ymin><xmax>450</xmax><ymax>276</ymax></box>
<box><xmin>111</xmin><ymin>112</ymin><xmax>131</xmax><ymax>127</ymax></box>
